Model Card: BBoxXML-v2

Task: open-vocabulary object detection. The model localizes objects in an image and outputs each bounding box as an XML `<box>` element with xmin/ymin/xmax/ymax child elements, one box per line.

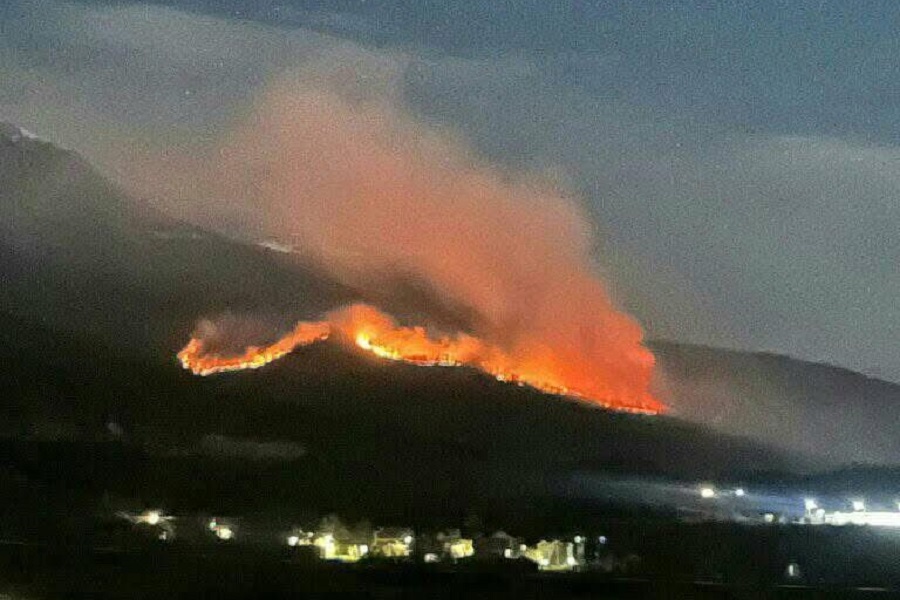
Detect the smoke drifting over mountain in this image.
<box><xmin>154</xmin><ymin>73</ymin><xmax>659</xmax><ymax>410</ymax></box>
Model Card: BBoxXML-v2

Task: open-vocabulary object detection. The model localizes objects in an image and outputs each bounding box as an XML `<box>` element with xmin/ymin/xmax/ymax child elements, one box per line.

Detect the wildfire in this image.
<box><xmin>177</xmin><ymin>303</ymin><xmax>664</xmax><ymax>415</ymax></box>
<box><xmin>177</xmin><ymin>321</ymin><xmax>330</xmax><ymax>376</ymax></box>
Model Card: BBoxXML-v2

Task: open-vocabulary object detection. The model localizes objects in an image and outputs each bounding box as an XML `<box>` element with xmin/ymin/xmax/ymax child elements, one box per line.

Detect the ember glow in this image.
<box><xmin>177</xmin><ymin>304</ymin><xmax>665</xmax><ymax>414</ymax></box>
<box><xmin>177</xmin><ymin>320</ymin><xmax>330</xmax><ymax>376</ymax></box>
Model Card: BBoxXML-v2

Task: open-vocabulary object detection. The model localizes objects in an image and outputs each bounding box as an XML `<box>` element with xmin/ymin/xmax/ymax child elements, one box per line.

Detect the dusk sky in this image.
<box><xmin>2</xmin><ymin>0</ymin><xmax>898</xmax><ymax>382</ymax></box>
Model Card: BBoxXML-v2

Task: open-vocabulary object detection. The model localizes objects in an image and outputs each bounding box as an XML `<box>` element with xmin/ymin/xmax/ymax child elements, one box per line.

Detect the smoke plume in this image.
<box><xmin>159</xmin><ymin>72</ymin><xmax>661</xmax><ymax>412</ymax></box>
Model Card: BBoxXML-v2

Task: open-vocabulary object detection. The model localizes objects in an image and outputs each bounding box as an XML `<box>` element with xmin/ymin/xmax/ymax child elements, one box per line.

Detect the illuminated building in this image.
<box><xmin>286</xmin><ymin>528</ymin><xmax>369</xmax><ymax>562</ymax></box>
<box><xmin>762</xmin><ymin>512</ymin><xmax>783</xmax><ymax>524</ymax></box>
<box><xmin>825</xmin><ymin>511</ymin><xmax>900</xmax><ymax>527</ymax></box>
<box><xmin>324</xmin><ymin>537</ymin><xmax>368</xmax><ymax>562</ymax></box>
<box><xmin>371</xmin><ymin>527</ymin><xmax>414</xmax><ymax>558</ymax></box>
<box><xmin>116</xmin><ymin>509</ymin><xmax>176</xmax><ymax>541</ymax></box>
<box><xmin>447</xmin><ymin>538</ymin><xmax>474</xmax><ymax>560</ymax></box>
<box><xmin>208</xmin><ymin>518</ymin><xmax>236</xmax><ymax>541</ymax></box>
<box><xmin>572</xmin><ymin>535</ymin><xmax>586</xmax><ymax>564</ymax></box>
<box><xmin>432</xmin><ymin>529</ymin><xmax>472</xmax><ymax>561</ymax></box>
<box><xmin>794</xmin><ymin>498</ymin><xmax>900</xmax><ymax>528</ymax></box>
<box><xmin>118</xmin><ymin>509</ymin><xmax>173</xmax><ymax>527</ymax></box>
<box><xmin>523</xmin><ymin>540</ymin><xmax>582</xmax><ymax>571</ymax></box>
<box><xmin>475</xmin><ymin>531</ymin><xmax>524</xmax><ymax>560</ymax></box>
<box><xmin>785</xmin><ymin>561</ymin><xmax>802</xmax><ymax>580</ymax></box>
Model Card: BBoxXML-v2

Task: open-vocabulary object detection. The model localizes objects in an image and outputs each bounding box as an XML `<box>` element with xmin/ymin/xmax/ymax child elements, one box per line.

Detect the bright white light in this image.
<box><xmin>573</xmin><ymin>536</ymin><xmax>583</xmax><ymax>544</ymax></box>
<box><xmin>322</xmin><ymin>539</ymin><xmax>335</xmax><ymax>555</ymax></box>
<box><xmin>424</xmin><ymin>553</ymin><xmax>439</xmax><ymax>563</ymax></box>
<box><xmin>359</xmin><ymin>544</ymin><xmax>369</xmax><ymax>555</ymax></box>
<box><xmin>786</xmin><ymin>562</ymin><xmax>801</xmax><ymax>578</ymax></box>
<box><xmin>852</xmin><ymin>500</ymin><xmax>866</xmax><ymax>512</ymax></box>
<box><xmin>208</xmin><ymin>519</ymin><xmax>218</xmax><ymax>531</ymax></box>
<box><xmin>503</xmin><ymin>548</ymin><xmax>512</xmax><ymax>558</ymax></box>
<box><xmin>734</xmin><ymin>488</ymin><xmax>745</xmax><ymax>497</ymax></box>
<box><xmin>216</xmin><ymin>527</ymin><xmax>234</xmax><ymax>541</ymax></box>
<box><xmin>804</xmin><ymin>498</ymin><xmax>818</xmax><ymax>511</ymax></box>
<box><xmin>144</xmin><ymin>511</ymin><xmax>161</xmax><ymax>526</ymax></box>
<box><xmin>566</xmin><ymin>556</ymin><xmax>577</xmax><ymax>566</ymax></box>
<box><xmin>700</xmin><ymin>487</ymin><xmax>716</xmax><ymax>499</ymax></box>
<box><xmin>828</xmin><ymin>511</ymin><xmax>900</xmax><ymax>527</ymax></box>
<box><xmin>403</xmin><ymin>535</ymin><xmax>413</xmax><ymax>545</ymax></box>
<box><xmin>539</xmin><ymin>558</ymin><xmax>550</xmax><ymax>567</ymax></box>
<box><xmin>598</xmin><ymin>536</ymin><xmax>607</xmax><ymax>545</ymax></box>
<box><xmin>287</xmin><ymin>535</ymin><xmax>299</xmax><ymax>547</ymax></box>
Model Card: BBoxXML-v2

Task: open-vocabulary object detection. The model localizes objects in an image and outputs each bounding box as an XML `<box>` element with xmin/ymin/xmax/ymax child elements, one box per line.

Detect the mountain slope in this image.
<box><xmin>0</xmin><ymin>123</ymin><xmax>350</xmax><ymax>356</ymax></box>
<box><xmin>1</xmin><ymin>123</ymin><xmax>897</xmax><ymax>483</ymax></box>
<box><xmin>653</xmin><ymin>341</ymin><xmax>900</xmax><ymax>465</ymax></box>
<box><xmin>0</xmin><ymin>307</ymin><xmax>798</xmax><ymax>527</ymax></box>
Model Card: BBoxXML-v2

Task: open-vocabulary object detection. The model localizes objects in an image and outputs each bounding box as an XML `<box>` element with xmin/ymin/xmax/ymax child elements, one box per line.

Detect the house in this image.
<box><xmin>371</xmin><ymin>527</ymin><xmax>414</xmax><ymax>558</ymax></box>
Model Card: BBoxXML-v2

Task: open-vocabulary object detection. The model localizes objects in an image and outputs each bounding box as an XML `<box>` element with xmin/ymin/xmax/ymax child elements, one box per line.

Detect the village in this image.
<box><xmin>117</xmin><ymin>510</ymin><xmax>622</xmax><ymax>573</ymax></box>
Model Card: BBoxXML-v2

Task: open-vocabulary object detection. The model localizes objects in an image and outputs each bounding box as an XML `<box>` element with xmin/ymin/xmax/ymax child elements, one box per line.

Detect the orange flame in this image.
<box><xmin>177</xmin><ymin>321</ymin><xmax>330</xmax><ymax>376</ymax></box>
<box><xmin>177</xmin><ymin>304</ymin><xmax>664</xmax><ymax>415</ymax></box>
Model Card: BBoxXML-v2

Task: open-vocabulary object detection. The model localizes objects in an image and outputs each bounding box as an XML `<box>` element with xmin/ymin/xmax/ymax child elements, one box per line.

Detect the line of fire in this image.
<box><xmin>176</xmin><ymin>303</ymin><xmax>665</xmax><ymax>415</ymax></box>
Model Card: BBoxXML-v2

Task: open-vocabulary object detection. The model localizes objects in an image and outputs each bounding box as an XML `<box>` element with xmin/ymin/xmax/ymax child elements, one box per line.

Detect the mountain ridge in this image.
<box><xmin>1</xmin><ymin>125</ymin><xmax>897</xmax><ymax>471</ymax></box>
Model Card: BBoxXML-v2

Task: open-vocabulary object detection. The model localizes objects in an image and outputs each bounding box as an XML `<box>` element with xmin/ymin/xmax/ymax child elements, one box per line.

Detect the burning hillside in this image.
<box><xmin>149</xmin><ymin>73</ymin><xmax>666</xmax><ymax>416</ymax></box>
<box><xmin>178</xmin><ymin>304</ymin><xmax>664</xmax><ymax>415</ymax></box>
<box><xmin>177</xmin><ymin>319</ymin><xmax>330</xmax><ymax>376</ymax></box>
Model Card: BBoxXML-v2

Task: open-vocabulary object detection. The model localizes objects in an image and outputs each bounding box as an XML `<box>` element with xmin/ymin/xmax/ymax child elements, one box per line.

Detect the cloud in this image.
<box><xmin>0</xmin><ymin>0</ymin><xmax>398</xmax><ymax>171</ymax></box>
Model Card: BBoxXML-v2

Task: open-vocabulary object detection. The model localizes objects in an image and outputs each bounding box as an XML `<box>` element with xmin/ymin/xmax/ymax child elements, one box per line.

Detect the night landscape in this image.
<box><xmin>1</xmin><ymin>2</ymin><xmax>899</xmax><ymax>598</ymax></box>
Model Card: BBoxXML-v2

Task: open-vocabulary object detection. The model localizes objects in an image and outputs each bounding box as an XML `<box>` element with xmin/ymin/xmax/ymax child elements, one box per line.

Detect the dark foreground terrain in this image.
<box><xmin>1</xmin><ymin>521</ymin><xmax>899</xmax><ymax>599</ymax></box>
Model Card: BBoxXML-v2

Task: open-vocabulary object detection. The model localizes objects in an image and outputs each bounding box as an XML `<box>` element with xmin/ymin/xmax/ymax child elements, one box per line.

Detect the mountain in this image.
<box><xmin>1</xmin><ymin>124</ymin><xmax>898</xmax><ymax>528</ymax></box>
<box><xmin>652</xmin><ymin>341</ymin><xmax>900</xmax><ymax>465</ymax></box>
<box><xmin>0</xmin><ymin>122</ymin><xmax>350</xmax><ymax>356</ymax></box>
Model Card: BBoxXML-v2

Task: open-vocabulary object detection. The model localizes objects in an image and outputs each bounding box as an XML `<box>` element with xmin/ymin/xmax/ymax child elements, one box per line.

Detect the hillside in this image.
<box><xmin>1</xmin><ymin>122</ymin><xmax>898</xmax><ymax>518</ymax></box>
<box><xmin>0</xmin><ymin>123</ymin><xmax>350</xmax><ymax>355</ymax></box>
<box><xmin>653</xmin><ymin>341</ymin><xmax>900</xmax><ymax>465</ymax></box>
